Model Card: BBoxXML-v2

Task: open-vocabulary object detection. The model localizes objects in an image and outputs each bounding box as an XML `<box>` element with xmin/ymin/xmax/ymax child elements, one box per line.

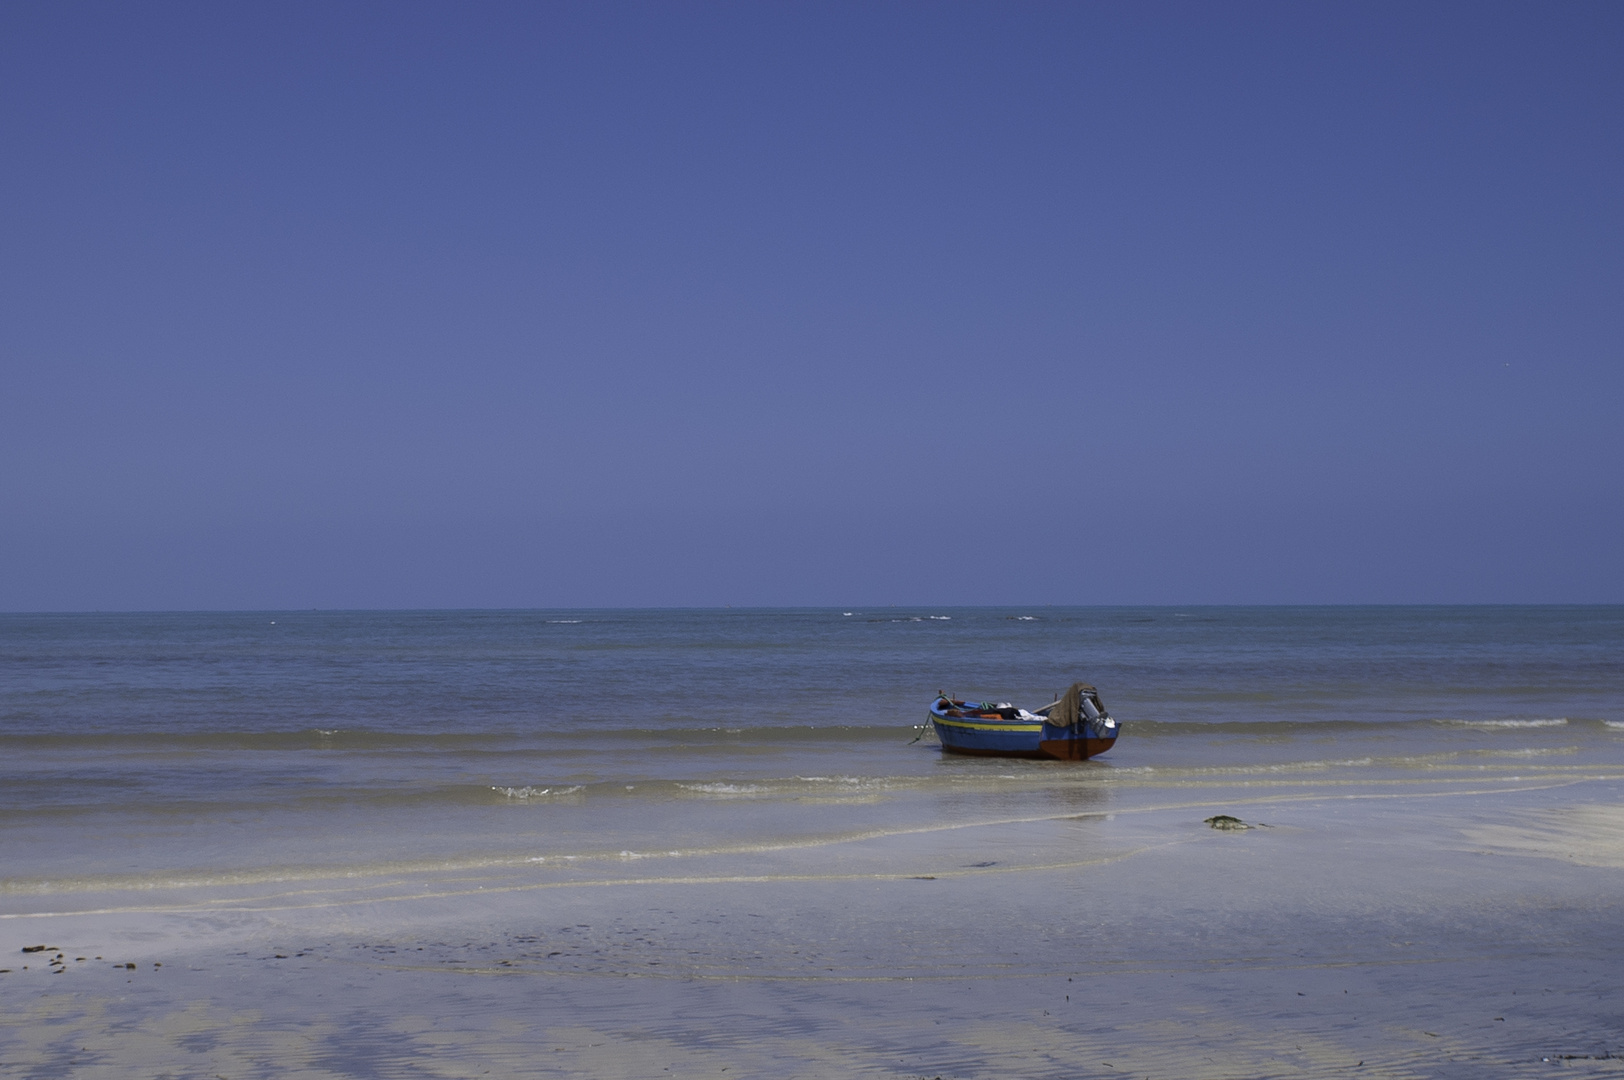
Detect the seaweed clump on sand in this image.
<box><xmin>1204</xmin><ymin>815</ymin><xmax>1251</xmax><ymax>831</ymax></box>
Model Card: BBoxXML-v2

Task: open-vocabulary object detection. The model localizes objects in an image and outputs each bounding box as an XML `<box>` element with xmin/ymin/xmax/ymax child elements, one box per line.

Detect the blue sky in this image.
<box><xmin>2</xmin><ymin>2</ymin><xmax>1620</xmax><ymax>609</ymax></box>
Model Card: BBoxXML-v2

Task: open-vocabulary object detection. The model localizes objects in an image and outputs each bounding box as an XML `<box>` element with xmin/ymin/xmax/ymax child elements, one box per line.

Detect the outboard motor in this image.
<box><xmin>1047</xmin><ymin>682</ymin><xmax>1118</xmax><ymax>738</ymax></box>
<box><xmin>1083</xmin><ymin>692</ymin><xmax>1117</xmax><ymax>739</ymax></box>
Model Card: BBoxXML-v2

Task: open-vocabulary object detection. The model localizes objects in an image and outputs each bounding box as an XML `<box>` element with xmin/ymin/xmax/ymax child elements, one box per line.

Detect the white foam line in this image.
<box><xmin>0</xmin><ymin>811</ymin><xmax>1120</xmax><ymax>897</ymax></box>
<box><xmin>0</xmin><ymin>847</ymin><xmax>1169</xmax><ymax>920</ymax></box>
<box><xmin>1</xmin><ymin>810</ymin><xmax>1118</xmax><ymax>895</ymax></box>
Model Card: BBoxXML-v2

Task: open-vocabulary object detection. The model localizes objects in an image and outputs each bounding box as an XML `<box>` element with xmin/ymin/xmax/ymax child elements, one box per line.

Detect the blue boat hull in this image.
<box><xmin>929</xmin><ymin>699</ymin><xmax>1116</xmax><ymax>761</ymax></box>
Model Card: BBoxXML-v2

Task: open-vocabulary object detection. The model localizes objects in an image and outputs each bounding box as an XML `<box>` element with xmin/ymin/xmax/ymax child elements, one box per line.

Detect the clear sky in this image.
<box><xmin>2</xmin><ymin>2</ymin><xmax>1620</xmax><ymax>609</ymax></box>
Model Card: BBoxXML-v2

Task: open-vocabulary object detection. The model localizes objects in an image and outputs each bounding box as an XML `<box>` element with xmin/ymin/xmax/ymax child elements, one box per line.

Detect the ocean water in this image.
<box><xmin>3</xmin><ymin>607</ymin><xmax>1623</xmax><ymax>1078</ymax></box>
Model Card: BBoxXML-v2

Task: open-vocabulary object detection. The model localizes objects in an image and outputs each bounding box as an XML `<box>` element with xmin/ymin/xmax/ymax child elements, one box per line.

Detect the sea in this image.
<box><xmin>3</xmin><ymin>606</ymin><xmax>1623</xmax><ymax>1078</ymax></box>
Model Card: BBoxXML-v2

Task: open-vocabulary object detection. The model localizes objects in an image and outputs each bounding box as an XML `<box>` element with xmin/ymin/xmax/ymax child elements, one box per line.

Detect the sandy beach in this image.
<box><xmin>7</xmin><ymin>753</ymin><xmax>1623</xmax><ymax>1078</ymax></box>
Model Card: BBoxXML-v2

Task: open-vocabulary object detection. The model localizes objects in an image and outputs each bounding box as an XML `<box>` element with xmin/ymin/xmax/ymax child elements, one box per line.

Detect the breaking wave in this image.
<box><xmin>492</xmin><ymin>785</ymin><xmax>583</xmax><ymax>800</ymax></box>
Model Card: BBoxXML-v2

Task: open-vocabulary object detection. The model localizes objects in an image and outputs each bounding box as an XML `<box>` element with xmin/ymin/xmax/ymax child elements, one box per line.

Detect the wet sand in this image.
<box><xmin>5</xmin><ymin>771</ymin><xmax>1624</xmax><ymax>1079</ymax></box>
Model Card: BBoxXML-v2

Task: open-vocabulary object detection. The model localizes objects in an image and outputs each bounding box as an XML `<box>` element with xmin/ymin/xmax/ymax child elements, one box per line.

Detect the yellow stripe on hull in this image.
<box><xmin>931</xmin><ymin>717</ymin><xmax>1044</xmax><ymax>732</ymax></box>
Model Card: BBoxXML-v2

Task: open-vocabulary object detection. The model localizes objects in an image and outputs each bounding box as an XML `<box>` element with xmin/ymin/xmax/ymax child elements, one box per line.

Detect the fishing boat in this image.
<box><xmin>928</xmin><ymin>682</ymin><xmax>1118</xmax><ymax>760</ymax></box>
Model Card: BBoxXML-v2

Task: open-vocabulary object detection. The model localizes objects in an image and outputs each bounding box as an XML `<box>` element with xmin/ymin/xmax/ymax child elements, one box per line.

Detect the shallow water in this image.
<box><xmin>2</xmin><ymin>607</ymin><xmax>1622</xmax><ymax>1077</ymax></box>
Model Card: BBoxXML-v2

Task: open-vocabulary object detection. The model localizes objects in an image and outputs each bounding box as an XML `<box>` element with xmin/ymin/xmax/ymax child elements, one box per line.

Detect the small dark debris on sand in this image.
<box><xmin>1205</xmin><ymin>815</ymin><xmax>1250</xmax><ymax>830</ymax></box>
<box><xmin>21</xmin><ymin>945</ymin><xmax>59</xmax><ymax>954</ymax></box>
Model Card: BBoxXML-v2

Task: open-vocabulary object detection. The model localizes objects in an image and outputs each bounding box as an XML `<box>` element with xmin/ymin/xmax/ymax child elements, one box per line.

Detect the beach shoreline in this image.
<box><xmin>5</xmin><ymin>607</ymin><xmax>1621</xmax><ymax>1076</ymax></box>
<box><xmin>6</xmin><ymin>772</ymin><xmax>1623</xmax><ymax>1078</ymax></box>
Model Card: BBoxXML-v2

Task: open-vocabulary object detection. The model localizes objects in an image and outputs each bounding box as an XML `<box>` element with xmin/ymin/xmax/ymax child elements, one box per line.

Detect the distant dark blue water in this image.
<box><xmin>4</xmin><ymin>606</ymin><xmax>1620</xmax><ymax>734</ymax></box>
